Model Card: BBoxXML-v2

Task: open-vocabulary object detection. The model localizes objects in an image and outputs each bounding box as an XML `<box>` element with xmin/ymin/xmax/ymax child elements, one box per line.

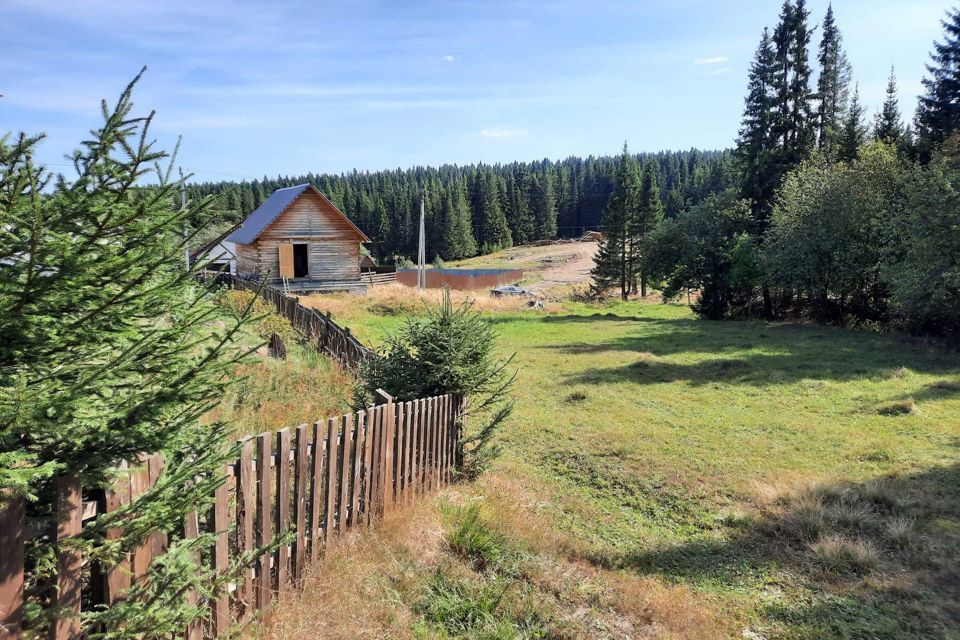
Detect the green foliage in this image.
<box><xmin>0</xmin><ymin>74</ymin><xmax>251</xmax><ymax>636</ymax></box>
<box><xmin>816</xmin><ymin>3</ymin><xmax>853</xmax><ymax>152</ymax></box>
<box><xmin>838</xmin><ymin>86</ymin><xmax>868</xmax><ymax>163</ymax></box>
<box><xmin>360</xmin><ymin>288</ymin><xmax>514</xmax><ymax>478</ymax></box>
<box><xmin>591</xmin><ymin>143</ymin><xmax>642</xmax><ymax>300</ymax></box>
<box><xmin>885</xmin><ymin>141</ymin><xmax>960</xmax><ymax>339</ymax></box>
<box><xmin>874</xmin><ymin>67</ymin><xmax>904</xmax><ymax>145</ymax></box>
<box><xmin>643</xmin><ymin>190</ymin><xmax>757</xmax><ymax>319</ymax></box>
<box><xmin>916</xmin><ymin>7</ymin><xmax>960</xmax><ymax>154</ymax></box>
<box><xmin>764</xmin><ymin>144</ymin><xmax>902</xmax><ymax>322</ymax></box>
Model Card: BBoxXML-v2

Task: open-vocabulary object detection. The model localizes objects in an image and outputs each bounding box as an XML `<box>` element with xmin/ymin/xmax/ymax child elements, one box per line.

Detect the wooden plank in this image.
<box><xmin>293</xmin><ymin>425</ymin><xmax>309</xmax><ymax>582</ymax></box>
<box><xmin>367</xmin><ymin>406</ymin><xmax>380</xmax><ymax>522</ymax></box>
<box><xmin>0</xmin><ymin>491</ymin><xmax>25</xmax><ymax>640</ymax></box>
<box><xmin>147</xmin><ymin>456</ymin><xmax>168</xmax><ymax>558</ymax></box>
<box><xmin>395</xmin><ymin>402</ymin><xmax>405</xmax><ymax>503</ymax></box>
<box><xmin>256</xmin><ymin>433</ymin><xmax>273</xmax><ymax>609</ymax></box>
<box><xmin>416</xmin><ymin>399</ymin><xmax>426</xmax><ymax>495</ymax></box>
<box><xmin>211</xmin><ymin>471</ymin><xmax>230</xmax><ymax>636</ymax></box>
<box><xmin>406</xmin><ymin>400</ymin><xmax>417</xmax><ymax>501</ymax></box>
<box><xmin>430</xmin><ymin>397</ymin><xmax>440</xmax><ymax>489</ymax></box>
<box><xmin>361</xmin><ymin>408</ymin><xmax>375</xmax><ymax>525</ymax></box>
<box><xmin>324</xmin><ymin>417</ymin><xmax>339</xmax><ymax>541</ymax></box>
<box><xmin>438</xmin><ymin>396</ymin><xmax>447</xmax><ymax>486</ymax></box>
<box><xmin>422</xmin><ymin>398</ymin><xmax>432</xmax><ymax>491</ymax></box>
<box><xmin>182</xmin><ymin>510</ymin><xmax>202</xmax><ymax>640</ymax></box>
<box><xmin>351</xmin><ymin>411</ymin><xmax>365</xmax><ymax>528</ymax></box>
<box><xmin>446</xmin><ymin>395</ymin><xmax>454</xmax><ymax>483</ymax></box>
<box><xmin>309</xmin><ymin>422</ymin><xmax>326</xmax><ymax>559</ymax></box>
<box><xmin>338</xmin><ymin>415</ymin><xmax>353</xmax><ymax>529</ymax></box>
<box><xmin>102</xmin><ymin>461</ymin><xmax>131</xmax><ymax>604</ymax></box>
<box><xmin>383</xmin><ymin>400</ymin><xmax>395</xmax><ymax>510</ymax></box>
<box><xmin>237</xmin><ymin>440</ymin><xmax>254</xmax><ymax>619</ymax></box>
<box><xmin>275</xmin><ymin>428</ymin><xmax>291</xmax><ymax>589</ymax></box>
<box><xmin>278</xmin><ymin>243</ymin><xmax>294</xmax><ymax>279</ymax></box>
<box><xmin>51</xmin><ymin>475</ymin><xmax>82</xmax><ymax>640</ymax></box>
<box><xmin>129</xmin><ymin>459</ymin><xmax>152</xmax><ymax>582</ymax></box>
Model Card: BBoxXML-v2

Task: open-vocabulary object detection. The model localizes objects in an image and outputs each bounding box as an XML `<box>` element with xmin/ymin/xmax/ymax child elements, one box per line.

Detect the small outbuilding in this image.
<box><xmin>226</xmin><ymin>184</ymin><xmax>370</xmax><ymax>293</ymax></box>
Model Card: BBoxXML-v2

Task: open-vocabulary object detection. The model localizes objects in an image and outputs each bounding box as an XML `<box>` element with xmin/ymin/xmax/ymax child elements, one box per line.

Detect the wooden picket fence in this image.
<box><xmin>215</xmin><ymin>274</ymin><xmax>374</xmax><ymax>371</ymax></box>
<box><xmin>0</xmin><ymin>393</ymin><xmax>464</xmax><ymax>639</ymax></box>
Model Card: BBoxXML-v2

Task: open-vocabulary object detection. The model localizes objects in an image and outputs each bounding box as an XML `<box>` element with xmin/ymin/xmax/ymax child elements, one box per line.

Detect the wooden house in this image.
<box><xmin>226</xmin><ymin>184</ymin><xmax>370</xmax><ymax>293</ymax></box>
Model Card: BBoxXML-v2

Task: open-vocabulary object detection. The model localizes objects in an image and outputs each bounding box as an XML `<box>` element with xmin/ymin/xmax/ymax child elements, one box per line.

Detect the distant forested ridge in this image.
<box><xmin>185</xmin><ymin>150</ymin><xmax>733</xmax><ymax>262</ymax></box>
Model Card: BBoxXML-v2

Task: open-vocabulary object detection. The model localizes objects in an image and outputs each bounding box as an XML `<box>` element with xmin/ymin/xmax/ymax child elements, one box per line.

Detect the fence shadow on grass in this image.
<box><xmin>584</xmin><ymin>462</ymin><xmax>960</xmax><ymax>638</ymax></box>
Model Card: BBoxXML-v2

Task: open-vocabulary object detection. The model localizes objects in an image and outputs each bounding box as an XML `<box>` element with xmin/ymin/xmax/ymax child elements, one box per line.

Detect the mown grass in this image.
<box><xmin>255</xmin><ymin>290</ymin><xmax>960</xmax><ymax>638</ymax></box>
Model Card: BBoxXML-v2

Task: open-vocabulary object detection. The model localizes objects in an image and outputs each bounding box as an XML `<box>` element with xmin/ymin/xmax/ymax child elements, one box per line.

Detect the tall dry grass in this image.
<box><xmin>300</xmin><ymin>284</ymin><xmax>564</xmax><ymax>321</ymax></box>
<box><xmin>253</xmin><ymin>465</ymin><xmax>729</xmax><ymax>640</ymax></box>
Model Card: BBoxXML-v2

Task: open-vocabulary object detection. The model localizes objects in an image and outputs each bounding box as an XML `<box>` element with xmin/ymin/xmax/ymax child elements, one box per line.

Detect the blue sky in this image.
<box><xmin>0</xmin><ymin>0</ymin><xmax>948</xmax><ymax>182</ymax></box>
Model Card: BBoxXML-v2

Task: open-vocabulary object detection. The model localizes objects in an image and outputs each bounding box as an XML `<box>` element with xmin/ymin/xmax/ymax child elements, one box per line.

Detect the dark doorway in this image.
<box><xmin>293</xmin><ymin>243</ymin><xmax>309</xmax><ymax>278</ymax></box>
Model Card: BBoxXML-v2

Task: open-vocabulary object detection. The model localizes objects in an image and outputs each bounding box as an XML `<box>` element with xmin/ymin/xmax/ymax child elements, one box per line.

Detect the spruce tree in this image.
<box><xmin>816</xmin><ymin>3</ymin><xmax>853</xmax><ymax>150</ymax></box>
<box><xmin>0</xmin><ymin>75</ymin><xmax>250</xmax><ymax>636</ymax></box>
<box><xmin>839</xmin><ymin>85</ymin><xmax>868</xmax><ymax>162</ymax></box>
<box><xmin>735</xmin><ymin>27</ymin><xmax>778</xmax><ymax>223</ymax></box>
<box><xmin>772</xmin><ymin>0</ymin><xmax>816</xmax><ymax>169</ymax></box>
<box><xmin>440</xmin><ymin>179</ymin><xmax>477</xmax><ymax>259</ymax></box>
<box><xmin>508</xmin><ymin>165</ymin><xmax>536</xmax><ymax>245</ymax></box>
<box><xmin>632</xmin><ymin>162</ymin><xmax>664</xmax><ymax>296</ymax></box>
<box><xmin>874</xmin><ymin>67</ymin><xmax>904</xmax><ymax>144</ymax></box>
<box><xmin>916</xmin><ymin>8</ymin><xmax>960</xmax><ymax>154</ymax></box>
<box><xmin>531</xmin><ymin>171</ymin><xmax>558</xmax><ymax>240</ymax></box>
<box><xmin>591</xmin><ymin>143</ymin><xmax>641</xmax><ymax>300</ymax></box>
<box><xmin>477</xmin><ymin>173</ymin><xmax>512</xmax><ymax>252</ymax></box>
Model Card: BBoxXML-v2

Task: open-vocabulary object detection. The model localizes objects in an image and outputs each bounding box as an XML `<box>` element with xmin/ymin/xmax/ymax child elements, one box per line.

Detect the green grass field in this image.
<box><xmin>293</xmin><ymin>292</ymin><xmax>960</xmax><ymax>638</ymax></box>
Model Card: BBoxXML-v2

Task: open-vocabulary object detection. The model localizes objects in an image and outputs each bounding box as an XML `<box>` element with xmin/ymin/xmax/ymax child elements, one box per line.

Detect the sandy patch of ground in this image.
<box><xmin>451</xmin><ymin>241</ymin><xmax>597</xmax><ymax>293</ymax></box>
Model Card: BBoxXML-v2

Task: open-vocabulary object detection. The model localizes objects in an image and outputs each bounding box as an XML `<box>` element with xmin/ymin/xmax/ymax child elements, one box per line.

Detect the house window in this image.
<box><xmin>293</xmin><ymin>243</ymin><xmax>309</xmax><ymax>278</ymax></box>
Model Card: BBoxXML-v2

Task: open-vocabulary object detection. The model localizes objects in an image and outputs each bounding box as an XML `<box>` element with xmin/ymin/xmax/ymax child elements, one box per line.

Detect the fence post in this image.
<box><xmin>0</xmin><ymin>491</ymin><xmax>25</xmax><ymax>640</ymax></box>
<box><xmin>374</xmin><ymin>390</ymin><xmax>395</xmax><ymax>512</ymax></box>
<box><xmin>51</xmin><ymin>475</ymin><xmax>82</xmax><ymax>640</ymax></box>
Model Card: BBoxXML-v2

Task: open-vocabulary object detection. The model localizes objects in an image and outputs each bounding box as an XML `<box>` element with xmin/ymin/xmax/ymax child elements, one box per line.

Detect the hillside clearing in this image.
<box><xmin>258</xmin><ymin>292</ymin><xmax>960</xmax><ymax>639</ymax></box>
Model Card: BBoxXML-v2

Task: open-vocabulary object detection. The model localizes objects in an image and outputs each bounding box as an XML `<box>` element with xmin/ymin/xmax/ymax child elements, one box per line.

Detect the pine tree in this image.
<box><xmin>916</xmin><ymin>8</ymin><xmax>960</xmax><ymax>154</ymax></box>
<box><xmin>772</xmin><ymin>0</ymin><xmax>816</xmax><ymax>168</ymax></box>
<box><xmin>632</xmin><ymin>162</ymin><xmax>665</xmax><ymax>296</ymax></box>
<box><xmin>477</xmin><ymin>173</ymin><xmax>512</xmax><ymax>252</ymax></box>
<box><xmin>0</xmin><ymin>76</ymin><xmax>250</xmax><ymax>636</ymax></box>
<box><xmin>531</xmin><ymin>171</ymin><xmax>558</xmax><ymax>240</ymax></box>
<box><xmin>440</xmin><ymin>179</ymin><xmax>477</xmax><ymax>259</ymax></box>
<box><xmin>816</xmin><ymin>3</ymin><xmax>853</xmax><ymax>150</ymax></box>
<box><xmin>874</xmin><ymin>67</ymin><xmax>904</xmax><ymax>144</ymax></box>
<box><xmin>508</xmin><ymin>165</ymin><xmax>536</xmax><ymax>245</ymax></box>
<box><xmin>591</xmin><ymin>143</ymin><xmax>641</xmax><ymax>300</ymax></box>
<box><xmin>735</xmin><ymin>28</ymin><xmax>778</xmax><ymax>223</ymax></box>
<box><xmin>839</xmin><ymin>85</ymin><xmax>868</xmax><ymax>162</ymax></box>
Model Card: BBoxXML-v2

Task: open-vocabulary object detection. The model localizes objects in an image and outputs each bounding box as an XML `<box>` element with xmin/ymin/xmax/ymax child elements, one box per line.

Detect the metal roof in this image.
<box><xmin>226</xmin><ymin>184</ymin><xmax>370</xmax><ymax>244</ymax></box>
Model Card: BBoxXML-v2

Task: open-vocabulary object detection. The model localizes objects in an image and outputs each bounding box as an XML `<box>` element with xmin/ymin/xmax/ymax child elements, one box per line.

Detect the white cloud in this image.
<box><xmin>480</xmin><ymin>127</ymin><xmax>528</xmax><ymax>138</ymax></box>
<box><xmin>443</xmin><ymin>54</ymin><xmax>456</xmax><ymax>62</ymax></box>
<box><xmin>694</xmin><ymin>56</ymin><xmax>728</xmax><ymax>65</ymax></box>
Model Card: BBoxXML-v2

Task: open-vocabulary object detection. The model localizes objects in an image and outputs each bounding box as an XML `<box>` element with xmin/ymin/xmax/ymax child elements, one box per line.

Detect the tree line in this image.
<box><xmin>186</xmin><ymin>150</ymin><xmax>734</xmax><ymax>263</ymax></box>
<box><xmin>594</xmin><ymin>1</ymin><xmax>960</xmax><ymax>342</ymax></box>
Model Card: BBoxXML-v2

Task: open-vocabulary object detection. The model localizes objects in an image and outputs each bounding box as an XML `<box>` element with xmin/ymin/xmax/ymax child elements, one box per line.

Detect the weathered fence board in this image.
<box><xmin>213</xmin><ymin>274</ymin><xmax>373</xmax><ymax>371</ymax></box>
<box><xmin>1</xmin><ymin>393</ymin><xmax>463</xmax><ymax>639</ymax></box>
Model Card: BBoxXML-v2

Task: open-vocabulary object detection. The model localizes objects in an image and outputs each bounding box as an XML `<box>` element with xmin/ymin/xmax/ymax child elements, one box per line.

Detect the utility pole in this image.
<box><xmin>180</xmin><ymin>167</ymin><xmax>190</xmax><ymax>271</ymax></box>
<box><xmin>417</xmin><ymin>187</ymin><xmax>426</xmax><ymax>290</ymax></box>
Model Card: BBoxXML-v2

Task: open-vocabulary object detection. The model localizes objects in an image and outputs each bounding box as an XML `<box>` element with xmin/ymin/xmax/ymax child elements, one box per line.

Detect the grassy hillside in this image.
<box><xmin>261</xmin><ymin>292</ymin><xmax>960</xmax><ymax>639</ymax></box>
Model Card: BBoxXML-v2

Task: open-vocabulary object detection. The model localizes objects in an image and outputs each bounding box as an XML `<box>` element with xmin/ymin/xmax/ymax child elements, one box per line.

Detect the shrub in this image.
<box><xmin>360</xmin><ymin>288</ymin><xmax>515</xmax><ymax>478</ymax></box>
